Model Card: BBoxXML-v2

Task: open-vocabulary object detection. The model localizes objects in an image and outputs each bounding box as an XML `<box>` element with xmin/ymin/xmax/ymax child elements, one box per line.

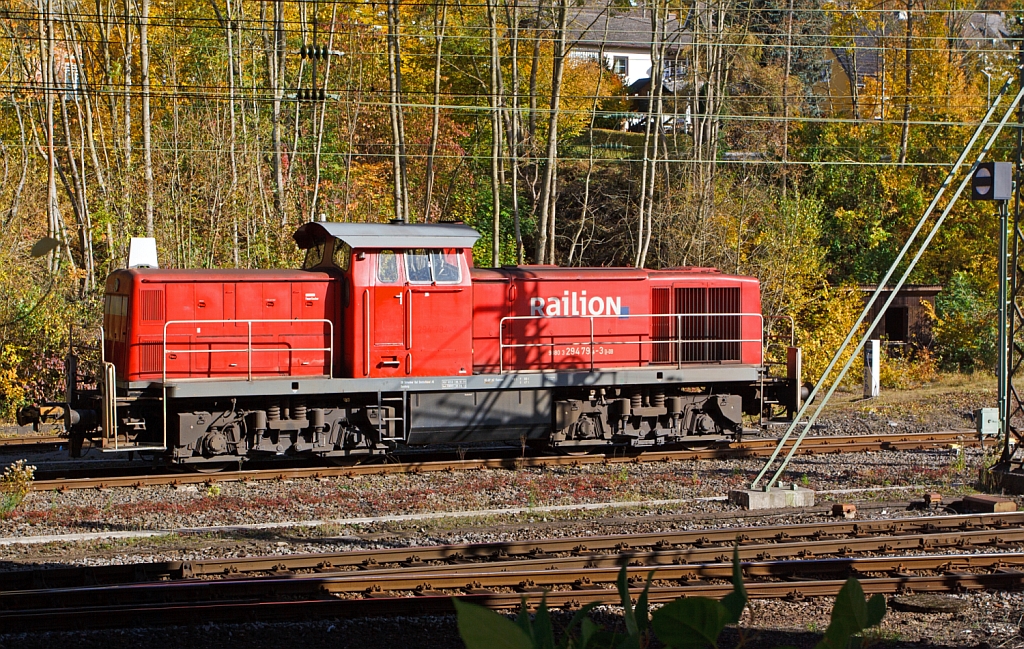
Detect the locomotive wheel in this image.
<box><xmin>188</xmin><ymin>462</ymin><xmax>235</xmax><ymax>474</ymax></box>
<box><xmin>328</xmin><ymin>453</ymin><xmax>386</xmax><ymax>467</ymax></box>
<box><xmin>681</xmin><ymin>441</ymin><xmax>714</xmax><ymax>451</ymax></box>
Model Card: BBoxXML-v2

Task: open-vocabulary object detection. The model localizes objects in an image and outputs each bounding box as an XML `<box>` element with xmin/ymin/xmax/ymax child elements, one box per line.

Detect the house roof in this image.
<box><xmin>833</xmin><ymin>12</ymin><xmax>1010</xmax><ymax>87</ymax></box>
<box><xmin>566</xmin><ymin>6</ymin><xmax>690</xmax><ymax>52</ymax></box>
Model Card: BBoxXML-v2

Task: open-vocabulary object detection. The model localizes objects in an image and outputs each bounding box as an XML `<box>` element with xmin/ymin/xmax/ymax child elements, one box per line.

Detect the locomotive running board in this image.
<box><xmin>156</xmin><ymin>366</ymin><xmax>762</xmax><ymax>400</ymax></box>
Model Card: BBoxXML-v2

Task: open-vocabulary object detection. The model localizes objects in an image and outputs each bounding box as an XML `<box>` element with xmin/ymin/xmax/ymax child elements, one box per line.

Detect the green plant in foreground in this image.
<box><xmin>455</xmin><ymin>545</ymin><xmax>886</xmax><ymax>649</ymax></box>
<box><xmin>0</xmin><ymin>459</ymin><xmax>35</xmax><ymax>518</ymax></box>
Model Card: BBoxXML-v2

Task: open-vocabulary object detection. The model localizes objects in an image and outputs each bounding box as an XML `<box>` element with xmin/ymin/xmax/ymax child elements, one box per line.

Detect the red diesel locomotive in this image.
<box><xmin>19</xmin><ymin>222</ymin><xmax>800</xmax><ymax>466</ymax></box>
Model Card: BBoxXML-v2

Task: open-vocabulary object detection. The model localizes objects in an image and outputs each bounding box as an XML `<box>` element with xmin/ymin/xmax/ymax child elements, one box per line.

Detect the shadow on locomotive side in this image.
<box><xmin>17</xmin><ymin>222</ymin><xmax>805</xmax><ymax>467</ymax></box>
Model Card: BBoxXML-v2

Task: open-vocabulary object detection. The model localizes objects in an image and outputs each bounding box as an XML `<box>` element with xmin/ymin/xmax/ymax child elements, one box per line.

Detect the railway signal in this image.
<box><xmin>971</xmin><ymin>161</ymin><xmax>1013</xmax><ymax>461</ymax></box>
<box><xmin>972</xmin><ymin>161</ymin><xmax>1013</xmax><ymax>200</ymax></box>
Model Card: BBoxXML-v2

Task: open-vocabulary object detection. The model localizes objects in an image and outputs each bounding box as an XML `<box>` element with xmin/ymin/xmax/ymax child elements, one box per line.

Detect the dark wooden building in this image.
<box><xmin>859</xmin><ymin>285</ymin><xmax>942</xmax><ymax>347</ymax></box>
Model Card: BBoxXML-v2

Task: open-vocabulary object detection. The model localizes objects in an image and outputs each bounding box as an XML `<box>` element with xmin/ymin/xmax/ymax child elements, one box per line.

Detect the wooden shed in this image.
<box><xmin>859</xmin><ymin>285</ymin><xmax>942</xmax><ymax>348</ymax></box>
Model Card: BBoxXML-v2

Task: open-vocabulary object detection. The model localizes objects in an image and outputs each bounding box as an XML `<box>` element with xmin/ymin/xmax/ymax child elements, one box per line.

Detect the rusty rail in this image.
<box><xmin>29</xmin><ymin>430</ymin><xmax>981</xmax><ymax>492</ymax></box>
<box><xmin>2</xmin><ymin>549</ymin><xmax>1022</xmax><ymax>631</ymax></box>
<box><xmin>4</xmin><ymin>511</ymin><xmax>1022</xmax><ymax>589</ymax></box>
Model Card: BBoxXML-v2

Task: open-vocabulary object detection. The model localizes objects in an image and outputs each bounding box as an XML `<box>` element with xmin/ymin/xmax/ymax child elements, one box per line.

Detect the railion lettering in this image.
<box><xmin>528</xmin><ymin>290</ymin><xmax>625</xmax><ymax>317</ymax></box>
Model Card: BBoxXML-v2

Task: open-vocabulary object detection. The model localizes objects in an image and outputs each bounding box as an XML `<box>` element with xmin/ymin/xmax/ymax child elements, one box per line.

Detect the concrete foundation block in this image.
<box><xmin>832</xmin><ymin>503</ymin><xmax>857</xmax><ymax>519</ymax></box>
<box><xmin>962</xmin><ymin>494</ymin><xmax>1017</xmax><ymax>513</ymax></box>
<box><xmin>728</xmin><ymin>486</ymin><xmax>815</xmax><ymax>510</ymax></box>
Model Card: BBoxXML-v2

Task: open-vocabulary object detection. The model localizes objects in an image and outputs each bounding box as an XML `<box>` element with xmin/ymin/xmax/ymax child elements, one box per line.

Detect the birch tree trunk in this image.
<box><xmin>42</xmin><ymin>0</ymin><xmax>60</xmax><ymax>271</ymax></box>
<box><xmin>503</xmin><ymin>0</ymin><xmax>523</xmax><ymax>262</ymax></box>
<box><xmin>781</xmin><ymin>0</ymin><xmax>793</xmax><ymax>198</ymax></box>
<box><xmin>898</xmin><ymin>0</ymin><xmax>912</xmax><ymax>165</ymax></box>
<box><xmin>265</xmin><ymin>0</ymin><xmax>287</xmax><ymax>225</ymax></box>
<box><xmin>423</xmin><ymin>0</ymin><xmax>447</xmax><ymax>221</ymax></box>
<box><xmin>533</xmin><ymin>0</ymin><xmax>567</xmax><ymax>264</ymax></box>
<box><xmin>386</xmin><ymin>0</ymin><xmax>410</xmax><ymax>221</ymax></box>
<box><xmin>310</xmin><ymin>3</ymin><xmax>339</xmax><ymax>222</ymax></box>
<box><xmin>569</xmin><ymin>6</ymin><xmax>610</xmax><ymax>266</ymax></box>
<box><xmin>487</xmin><ymin>0</ymin><xmax>504</xmax><ymax>266</ymax></box>
<box><xmin>223</xmin><ymin>0</ymin><xmax>240</xmax><ymax>263</ymax></box>
<box><xmin>636</xmin><ymin>0</ymin><xmax>668</xmax><ymax>268</ymax></box>
<box><xmin>141</xmin><ymin>0</ymin><xmax>154</xmax><ymax>236</ymax></box>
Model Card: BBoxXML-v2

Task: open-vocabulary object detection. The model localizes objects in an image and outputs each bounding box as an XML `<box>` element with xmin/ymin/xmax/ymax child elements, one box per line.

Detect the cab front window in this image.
<box><xmin>302</xmin><ymin>238</ymin><xmax>326</xmax><ymax>269</ymax></box>
<box><xmin>332</xmin><ymin>241</ymin><xmax>352</xmax><ymax>271</ymax></box>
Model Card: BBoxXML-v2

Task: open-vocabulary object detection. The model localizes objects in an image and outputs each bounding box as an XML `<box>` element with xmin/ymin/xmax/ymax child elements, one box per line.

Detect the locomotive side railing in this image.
<box><xmin>161</xmin><ymin>318</ymin><xmax>334</xmax><ymax>383</ymax></box>
<box><xmin>497</xmin><ymin>312</ymin><xmax>763</xmax><ymax>373</ymax></box>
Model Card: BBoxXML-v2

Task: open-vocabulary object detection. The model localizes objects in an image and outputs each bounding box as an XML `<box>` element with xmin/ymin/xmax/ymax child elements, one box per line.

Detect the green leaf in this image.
<box><xmin>635</xmin><ymin>571</ymin><xmax>654</xmax><ymax>636</ymax></box>
<box><xmin>454</xmin><ymin>598</ymin><xmax>535</xmax><ymax>649</ymax></box>
<box><xmin>516</xmin><ymin>597</ymin><xmax>535</xmax><ymax>642</ymax></box>
<box><xmin>866</xmin><ymin>594</ymin><xmax>887</xmax><ymax>628</ymax></box>
<box><xmin>721</xmin><ymin>544</ymin><xmax>748</xmax><ymax>624</ymax></box>
<box><xmin>651</xmin><ymin>596</ymin><xmax>728</xmax><ymax>649</ymax></box>
<box><xmin>617</xmin><ymin>565</ymin><xmax>639</xmax><ymax>638</ymax></box>
<box><xmin>578</xmin><ymin>618</ymin><xmax>601</xmax><ymax>648</ymax></box>
<box><xmin>558</xmin><ymin>603</ymin><xmax>603</xmax><ymax>649</ymax></box>
<box><xmin>534</xmin><ymin>594</ymin><xmax>556</xmax><ymax>649</ymax></box>
<box><xmin>815</xmin><ymin>578</ymin><xmax>887</xmax><ymax>649</ymax></box>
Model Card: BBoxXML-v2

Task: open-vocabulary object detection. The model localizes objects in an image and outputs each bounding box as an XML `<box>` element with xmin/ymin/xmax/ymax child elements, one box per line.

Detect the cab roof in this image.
<box><xmin>294</xmin><ymin>221</ymin><xmax>481</xmax><ymax>250</ymax></box>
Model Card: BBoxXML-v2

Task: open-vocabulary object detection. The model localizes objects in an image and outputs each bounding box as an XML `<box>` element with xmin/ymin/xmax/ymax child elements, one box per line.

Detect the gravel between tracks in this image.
<box><xmin>0</xmin><ymin>375</ymin><xmax>1009</xmax><ymax>647</ymax></box>
<box><xmin>0</xmin><ymin>444</ymin><xmax>986</xmax><ymax>540</ymax></box>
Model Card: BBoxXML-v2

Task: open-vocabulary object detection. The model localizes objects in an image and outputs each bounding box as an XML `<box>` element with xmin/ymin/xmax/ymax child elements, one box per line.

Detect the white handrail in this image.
<box><xmin>161</xmin><ymin>318</ymin><xmax>334</xmax><ymax>383</ymax></box>
<box><xmin>497</xmin><ymin>312</ymin><xmax>764</xmax><ymax>373</ymax></box>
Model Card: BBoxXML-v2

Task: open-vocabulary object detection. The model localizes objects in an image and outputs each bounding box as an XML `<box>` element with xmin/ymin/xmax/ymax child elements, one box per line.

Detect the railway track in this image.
<box><xmin>0</xmin><ymin>434</ymin><xmax>69</xmax><ymax>449</ymax></box>
<box><xmin>28</xmin><ymin>430</ymin><xmax>981</xmax><ymax>492</ymax></box>
<box><xmin>1</xmin><ymin>512</ymin><xmax>1021</xmax><ymax>631</ymax></box>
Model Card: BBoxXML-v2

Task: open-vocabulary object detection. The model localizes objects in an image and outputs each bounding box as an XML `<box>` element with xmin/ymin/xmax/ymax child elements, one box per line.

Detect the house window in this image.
<box><xmin>612</xmin><ymin>56</ymin><xmax>628</xmax><ymax>76</ymax></box>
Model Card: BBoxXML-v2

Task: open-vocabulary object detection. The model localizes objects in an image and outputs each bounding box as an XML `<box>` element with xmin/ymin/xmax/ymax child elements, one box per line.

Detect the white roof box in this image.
<box><xmin>128</xmin><ymin>237</ymin><xmax>159</xmax><ymax>269</ymax></box>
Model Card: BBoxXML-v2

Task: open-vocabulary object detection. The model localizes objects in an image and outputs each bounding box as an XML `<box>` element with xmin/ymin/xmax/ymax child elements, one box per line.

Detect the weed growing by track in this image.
<box><xmin>456</xmin><ymin>546</ymin><xmax>887</xmax><ymax>649</ymax></box>
<box><xmin>0</xmin><ymin>459</ymin><xmax>35</xmax><ymax>518</ymax></box>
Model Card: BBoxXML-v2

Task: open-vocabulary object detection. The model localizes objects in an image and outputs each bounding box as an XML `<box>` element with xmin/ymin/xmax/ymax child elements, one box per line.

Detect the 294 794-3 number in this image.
<box><xmin>551</xmin><ymin>346</ymin><xmax>615</xmax><ymax>357</ymax></box>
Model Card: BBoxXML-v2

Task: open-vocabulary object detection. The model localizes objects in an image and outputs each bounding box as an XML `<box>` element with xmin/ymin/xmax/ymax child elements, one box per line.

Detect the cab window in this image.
<box><xmin>406</xmin><ymin>248</ymin><xmax>461</xmax><ymax>284</ymax></box>
<box><xmin>406</xmin><ymin>249</ymin><xmax>432</xmax><ymax>283</ymax></box>
<box><xmin>377</xmin><ymin>250</ymin><xmax>400</xmax><ymax>283</ymax></box>
<box><xmin>332</xmin><ymin>241</ymin><xmax>352</xmax><ymax>271</ymax></box>
<box><xmin>303</xmin><ymin>238</ymin><xmax>326</xmax><ymax>269</ymax></box>
<box><xmin>431</xmin><ymin>249</ymin><xmax>462</xmax><ymax>284</ymax></box>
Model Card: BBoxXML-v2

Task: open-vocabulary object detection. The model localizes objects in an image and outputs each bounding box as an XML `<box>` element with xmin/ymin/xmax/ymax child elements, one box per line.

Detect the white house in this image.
<box><xmin>566</xmin><ymin>6</ymin><xmax>689</xmax><ymax>87</ymax></box>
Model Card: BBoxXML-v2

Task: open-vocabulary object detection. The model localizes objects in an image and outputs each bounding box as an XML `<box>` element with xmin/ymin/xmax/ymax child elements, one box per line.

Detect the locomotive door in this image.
<box><xmin>372</xmin><ymin>250</ymin><xmax>408</xmax><ymax>375</ymax></box>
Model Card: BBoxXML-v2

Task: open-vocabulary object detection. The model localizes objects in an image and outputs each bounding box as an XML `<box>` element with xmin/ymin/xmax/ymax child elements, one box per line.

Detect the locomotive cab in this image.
<box><xmin>292</xmin><ymin>221</ymin><xmax>480</xmax><ymax>379</ymax></box>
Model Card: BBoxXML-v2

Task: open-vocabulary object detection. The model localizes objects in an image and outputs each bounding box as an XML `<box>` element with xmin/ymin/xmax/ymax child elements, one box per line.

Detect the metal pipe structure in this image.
<box><xmin>751</xmin><ymin>74</ymin><xmax>1024</xmax><ymax>491</ymax></box>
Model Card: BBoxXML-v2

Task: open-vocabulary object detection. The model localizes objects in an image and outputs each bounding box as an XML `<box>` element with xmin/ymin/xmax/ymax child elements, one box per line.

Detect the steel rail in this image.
<box><xmin>2</xmin><ymin>553</ymin><xmax>1023</xmax><ymax>632</ymax></box>
<box><xmin>7</xmin><ymin>548</ymin><xmax>1024</xmax><ymax>611</ymax></box>
<box><xmin>29</xmin><ymin>430</ymin><xmax>982</xmax><ymax>492</ymax></box>
<box><xmin>4</xmin><ymin>512</ymin><xmax>1021</xmax><ymax>591</ymax></box>
<box><xmin>7</xmin><ymin>527</ymin><xmax>1022</xmax><ymax>610</ymax></box>
<box><xmin>0</xmin><ymin>435</ymin><xmax>69</xmax><ymax>448</ymax></box>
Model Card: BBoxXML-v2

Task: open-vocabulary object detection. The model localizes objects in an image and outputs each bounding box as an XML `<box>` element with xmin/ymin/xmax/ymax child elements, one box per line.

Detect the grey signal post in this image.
<box><xmin>972</xmin><ymin>161</ymin><xmax>1013</xmax><ymax>457</ymax></box>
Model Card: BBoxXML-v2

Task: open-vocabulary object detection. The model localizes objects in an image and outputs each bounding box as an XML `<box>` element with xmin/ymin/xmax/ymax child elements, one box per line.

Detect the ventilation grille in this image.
<box><xmin>651</xmin><ymin>287</ymin><xmax>673</xmax><ymax>364</ymax></box>
<box><xmin>140</xmin><ymin>344</ymin><xmax>162</xmax><ymax>373</ymax></box>
<box><xmin>140</xmin><ymin>290</ymin><xmax>164</xmax><ymax>322</ymax></box>
<box><xmin>673</xmin><ymin>287</ymin><xmax>741</xmax><ymax>363</ymax></box>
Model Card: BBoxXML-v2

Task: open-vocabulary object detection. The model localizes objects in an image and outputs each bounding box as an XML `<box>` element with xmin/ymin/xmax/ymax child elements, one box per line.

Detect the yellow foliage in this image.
<box><xmin>797</xmin><ymin>284</ymin><xmax>865</xmax><ymax>388</ymax></box>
